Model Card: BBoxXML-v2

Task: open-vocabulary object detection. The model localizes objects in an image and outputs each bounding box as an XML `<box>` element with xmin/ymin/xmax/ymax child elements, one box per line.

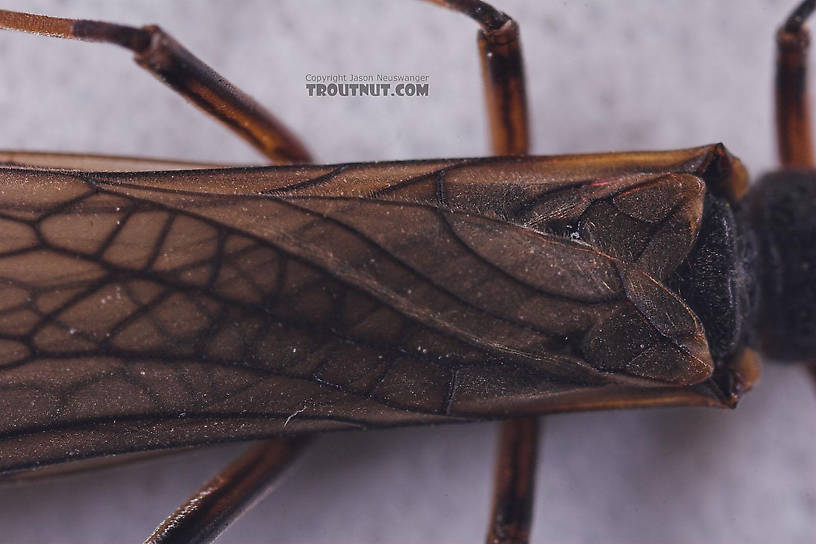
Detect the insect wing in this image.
<box><xmin>0</xmin><ymin>145</ymin><xmax>751</xmax><ymax>472</ymax></box>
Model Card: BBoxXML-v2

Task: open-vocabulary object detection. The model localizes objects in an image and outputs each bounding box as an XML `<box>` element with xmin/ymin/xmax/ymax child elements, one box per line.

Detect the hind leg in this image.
<box><xmin>776</xmin><ymin>0</ymin><xmax>815</xmax><ymax>167</ymax></box>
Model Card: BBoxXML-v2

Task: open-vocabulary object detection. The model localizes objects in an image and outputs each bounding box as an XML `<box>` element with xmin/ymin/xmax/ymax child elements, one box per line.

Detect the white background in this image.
<box><xmin>0</xmin><ymin>1</ymin><xmax>814</xmax><ymax>543</ymax></box>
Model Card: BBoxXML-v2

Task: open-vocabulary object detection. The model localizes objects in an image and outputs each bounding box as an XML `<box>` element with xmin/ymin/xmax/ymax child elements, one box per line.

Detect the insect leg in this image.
<box><xmin>0</xmin><ymin>10</ymin><xmax>311</xmax><ymax>164</ymax></box>
<box><xmin>776</xmin><ymin>0</ymin><xmax>816</xmax><ymax>167</ymax></box>
<box><xmin>423</xmin><ymin>2</ymin><xmax>538</xmax><ymax>540</ymax></box>
<box><xmin>421</xmin><ymin>3</ymin><xmax>537</xmax><ymax>541</ymax></box>
<box><xmin>422</xmin><ymin>1</ymin><xmax>529</xmax><ymax>154</ymax></box>
<box><xmin>486</xmin><ymin>418</ymin><xmax>539</xmax><ymax>544</ymax></box>
<box><xmin>144</xmin><ymin>438</ymin><xmax>310</xmax><ymax>544</ymax></box>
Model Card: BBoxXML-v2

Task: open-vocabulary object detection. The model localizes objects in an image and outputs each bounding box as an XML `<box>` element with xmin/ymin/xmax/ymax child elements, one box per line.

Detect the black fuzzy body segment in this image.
<box><xmin>744</xmin><ymin>171</ymin><xmax>816</xmax><ymax>360</ymax></box>
<box><xmin>669</xmin><ymin>193</ymin><xmax>756</xmax><ymax>370</ymax></box>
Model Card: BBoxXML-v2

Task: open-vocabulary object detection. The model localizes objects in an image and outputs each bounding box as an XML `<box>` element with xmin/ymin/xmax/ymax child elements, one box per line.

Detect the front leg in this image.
<box><xmin>0</xmin><ymin>10</ymin><xmax>311</xmax><ymax>164</ymax></box>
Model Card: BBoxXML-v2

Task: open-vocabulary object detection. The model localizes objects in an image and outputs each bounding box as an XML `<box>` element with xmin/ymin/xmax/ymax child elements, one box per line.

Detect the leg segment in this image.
<box><xmin>423</xmin><ymin>4</ymin><xmax>537</xmax><ymax>542</ymax></box>
<box><xmin>145</xmin><ymin>438</ymin><xmax>310</xmax><ymax>544</ymax></box>
<box><xmin>485</xmin><ymin>418</ymin><xmax>539</xmax><ymax>544</ymax></box>
<box><xmin>422</xmin><ymin>4</ymin><xmax>538</xmax><ymax>541</ymax></box>
<box><xmin>423</xmin><ymin>1</ymin><xmax>529</xmax><ymax>154</ymax></box>
<box><xmin>0</xmin><ymin>10</ymin><xmax>311</xmax><ymax>164</ymax></box>
<box><xmin>776</xmin><ymin>0</ymin><xmax>815</xmax><ymax>167</ymax></box>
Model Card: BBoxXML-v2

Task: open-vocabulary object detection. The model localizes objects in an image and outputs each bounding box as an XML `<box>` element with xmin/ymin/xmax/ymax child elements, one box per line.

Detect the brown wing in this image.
<box><xmin>0</xmin><ymin>145</ymin><xmax>749</xmax><ymax>473</ymax></box>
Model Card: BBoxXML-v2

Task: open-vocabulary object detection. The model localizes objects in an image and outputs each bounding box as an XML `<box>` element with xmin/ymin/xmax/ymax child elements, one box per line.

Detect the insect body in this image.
<box><xmin>0</xmin><ymin>2</ymin><xmax>815</xmax><ymax>543</ymax></box>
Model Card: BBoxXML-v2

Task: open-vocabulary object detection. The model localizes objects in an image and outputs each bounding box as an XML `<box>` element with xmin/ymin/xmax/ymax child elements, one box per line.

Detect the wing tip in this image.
<box><xmin>624</xmin><ymin>335</ymin><xmax>714</xmax><ymax>386</ymax></box>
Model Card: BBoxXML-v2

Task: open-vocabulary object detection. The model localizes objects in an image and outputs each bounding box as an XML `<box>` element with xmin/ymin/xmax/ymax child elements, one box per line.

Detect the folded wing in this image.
<box><xmin>0</xmin><ymin>148</ymin><xmax>725</xmax><ymax>471</ymax></box>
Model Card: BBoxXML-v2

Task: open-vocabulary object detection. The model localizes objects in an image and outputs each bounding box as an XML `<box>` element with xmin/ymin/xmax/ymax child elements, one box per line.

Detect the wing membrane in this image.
<box><xmin>0</xmin><ymin>145</ymin><xmax>748</xmax><ymax>472</ymax></box>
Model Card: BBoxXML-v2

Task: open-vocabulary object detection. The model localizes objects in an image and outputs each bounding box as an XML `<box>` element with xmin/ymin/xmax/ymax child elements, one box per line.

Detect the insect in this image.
<box><xmin>0</xmin><ymin>1</ymin><xmax>812</xmax><ymax>544</ymax></box>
